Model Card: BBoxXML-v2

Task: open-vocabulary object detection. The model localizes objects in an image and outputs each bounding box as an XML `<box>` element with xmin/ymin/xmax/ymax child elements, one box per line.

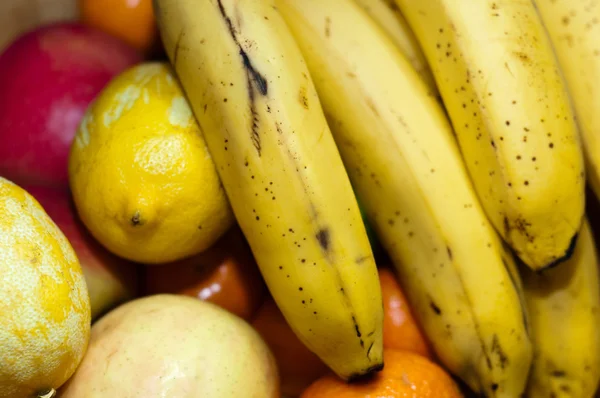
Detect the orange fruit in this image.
<box><xmin>301</xmin><ymin>349</ymin><xmax>463</xmax><ymax>398</ymax></box>
<box><xmin>144</xmin><ymin>226</ymin><xmax>267</xmax><ymax>321</ymax></box>
<box><xmin>252</xmin><ymin>298</ymin><xmax>330</xmax><ymax>397</ymax></box>
<box><xmin>379</xmin><ymin>267</ymin><xmax>434</xmax><ymax>358</ymax></box>
<box><xmin>79</xmin><ymin>0</ymin><xmax>157</xmax><ymax>53</ymax></box>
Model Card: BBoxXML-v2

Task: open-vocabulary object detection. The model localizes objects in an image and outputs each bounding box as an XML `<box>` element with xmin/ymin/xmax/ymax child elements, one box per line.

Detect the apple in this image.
<box><xmin>0</xmin><ymin>22</ymin><xmax>141</xmax><ymax>188</ymax></box>
<box><xmin>59</xmin><ymin>294</ymin><xmax>280</xmax><ymax>397</ymax></box>
<box><xmin>24</xmin><ymin>184</ymin><xmax>140</xmax><ymax>320</ymax></box>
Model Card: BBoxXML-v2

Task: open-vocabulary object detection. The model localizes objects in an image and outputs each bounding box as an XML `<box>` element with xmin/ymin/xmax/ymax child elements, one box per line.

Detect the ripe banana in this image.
<box><xmin>395</xmin><ymin>0</ymin><xmax>586</xmax><ymax>271</ymax></box>
<box><xmin>274</xmin><ymin>0</ymin><xmax>532</xmax><ymax>396</ymax></box>
<box><xmin>533</xmin><ymin>0</ymin><xmax>600</xmax><ymax>205</ymax></box>
<box><xmin>351</xmin><ymin>0</ymin><xmax>437</xmax><ymax>95</ymax></box>
<box><xmin>153</xmin><ymin>0</ymin><xmax>384</xmax><ymax>381</ymax></box>
<box><xmin>520</xmin><ymin>219</ymin><xmax>600</xmax><ymax>397</ymax></box>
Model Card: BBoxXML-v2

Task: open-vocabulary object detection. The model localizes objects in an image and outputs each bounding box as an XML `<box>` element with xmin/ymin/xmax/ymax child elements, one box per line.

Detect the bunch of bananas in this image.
<box><xmin>153</xmin><ymin>0</ymin><xmax>600</xmax><ymax>396</ymax></box>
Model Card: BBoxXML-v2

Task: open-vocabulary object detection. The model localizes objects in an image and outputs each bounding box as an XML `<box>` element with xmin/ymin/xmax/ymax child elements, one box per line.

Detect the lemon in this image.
<box><xmin>0</xmin><ymin>177</ymin><xmax>91</xmax><ymax>398</ymax></box>
<box><xmin>69</xmin><ymin>62</ymin><xmax>234</xmax><ymax>264</ymax></box>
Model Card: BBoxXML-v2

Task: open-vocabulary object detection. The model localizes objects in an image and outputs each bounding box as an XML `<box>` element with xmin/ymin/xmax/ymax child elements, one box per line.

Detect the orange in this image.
<box><xmin>79</xmin><ymin>0</ymin><xmax>157</xmax><ymax>53</ymax></box>
<box><xmin>252</xmin><ymin>298</ymin><xmax>330</xmax><ymax>397</ymax></box>
<box><xmin>144</xmin><ymin>226</ymin><xmax>267</xmax><ymax>322</ymax></box>
<box><xmin>301</xmin><ymin>349</ymin><xmax>463</xmax><ymax>398</ymax></box>
<box><xmin>379</xmin><ymin>267</ymin><xmax>434</xmax><ymax>358</ymax></box>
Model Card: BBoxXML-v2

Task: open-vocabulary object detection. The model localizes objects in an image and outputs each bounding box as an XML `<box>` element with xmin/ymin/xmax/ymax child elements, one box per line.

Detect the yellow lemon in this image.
<box><xmin>69</xmin><ymin>62</ymin><xmax>234</xmax><ymax>264</ymax></box>
<box><xmin>0</xmin><ymin>177</ymin><xmax>91</xmax><ymax>398</ymax></box>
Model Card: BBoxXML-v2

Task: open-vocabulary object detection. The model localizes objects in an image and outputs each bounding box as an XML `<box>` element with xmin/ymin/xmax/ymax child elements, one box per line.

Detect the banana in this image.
<box><xmin>394</xmin><ymin>0</ymin><xmax>586</xmax><ymax>271</ymax></box>
<box><xmin>533</xmin><ymin>0</ymin><xmax>600</xmax><ymax>206</ymax></box>
<box><xmin>351</xmin><ymin>0</ymin><xmax>438</xmax><ymax>95</ymax></box>
<box><xmin>520</xmin><ymin>219</ymin><xmax>600</xmax><ymax>397</ymax></box>
<box><xmin>153</xmin><ymin>0</ymin><xmax>384</xmax><ymax>380</ymax></box>
<box><xmin>274</xmin><ymin>0</ymin><xmax>532</xmax><ymax>396</ymax></box>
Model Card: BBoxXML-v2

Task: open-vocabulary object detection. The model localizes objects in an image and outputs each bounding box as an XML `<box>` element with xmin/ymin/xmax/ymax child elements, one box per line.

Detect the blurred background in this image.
<box><xmin>1</xmin><ymin>0</ymin><xmax>78</xmax><ymax>51</ymax></box>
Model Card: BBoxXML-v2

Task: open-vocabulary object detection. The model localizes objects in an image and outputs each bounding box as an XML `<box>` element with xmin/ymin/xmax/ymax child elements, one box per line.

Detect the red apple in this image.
<box><xmin>0</xmin><ymin>22</ymin><xmax>142</xmax><ymax>188</ymax></box>
<box><xmin>24</xmin><ymin>184</ymin><xmax>141</xmax><ymax>320</ymax></box>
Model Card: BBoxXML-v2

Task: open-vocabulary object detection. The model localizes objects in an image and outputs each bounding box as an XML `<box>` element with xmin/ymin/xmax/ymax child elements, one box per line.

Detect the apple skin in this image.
<box><xmin>59</xmin><ymin>294</ymin><xmax>280</xmax><ymax>398</ymax></box>
<box><xmin>0</xmin><ymin>22</ymin><xmax>141</xmax><ymax>188</ymax></box>
<box><xmin>24</xmin><ymin>184</ymin><xmax>141</xmax><ymax>320</ymax></box>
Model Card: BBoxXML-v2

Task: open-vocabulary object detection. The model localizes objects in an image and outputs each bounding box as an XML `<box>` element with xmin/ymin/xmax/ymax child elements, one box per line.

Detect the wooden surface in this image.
<box><xmin>0</xmin><ymin>0</ymin><xmax>78</xmax><ymax>51</ymax></box>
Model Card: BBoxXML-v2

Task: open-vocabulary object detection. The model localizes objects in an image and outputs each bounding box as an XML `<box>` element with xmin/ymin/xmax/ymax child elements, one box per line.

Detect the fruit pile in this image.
<box><xmin>1</xmin><ymin>0</ymin><xmax>600</xmax><ymax>397</ymax></box>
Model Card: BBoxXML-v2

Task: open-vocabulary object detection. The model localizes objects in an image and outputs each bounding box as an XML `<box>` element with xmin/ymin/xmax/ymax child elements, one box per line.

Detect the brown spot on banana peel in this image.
<box><xmin>503</xmin><ymin>215</ymin><xmax>510</xmax><ymax>238</ymax></box>
<box><xmin>216</xmin><ymin>0</ymin><xmax>268</xmax><ymax>156</ymax></box>
<box><xmin>299</xmin><ymin>86</ymin><xmax>309</xmax><ymax>109</ymax></box>
<box><xmin>385</xmin><ymin>0</ymin><xmax>400</xmax><ymax>12</ymax></box>
<box><xmin>351</xmin><ymin>315</ymin><xmax>365</xmax><ymax>348</ymax></box>
<box><xmin>552</xmin><ymin>370</ymin><xmax>567</xmax><ymax>377</ymax></box>
<box><xmin>491</xmin><ymin>334</ymin><xmax>509</xmax><ymax>369</ymax></box>
<box><xmin>337</xmin><ymin>281</ymin><xmax>379</xmax><ymax>377</ymax></box>
<box><xmin>446</xmin><ymin>246</ymin><xmax>453</xmax><ymax>260</ymax></box>
<box><xmin>316</xmin><ymin>228</ymin><xmax>330</xmax><ymax>252</ymax></box>
<box><xmin>559</xmin><ymin>384</ymin><xmax>572</xmax><ymax>393</ymax></box>
<box><xmin>171</xmin><ymin>30</ymin><xmax>185</xmax><ymax>70</ymax></box>
<box><xmin>355</xmin><ymin>255</ymin><xmax>370</xmax><ymax>264</ymax></box>
<box><xmin>517</xmin><ymin>223</ymin><xmax>534</xmax><ymax>244</ymax></box>
<box><xmin>429</xmin><ymin>301</ymin><xmax>442</xmax><ymax>315</ymax></box>
<box><xmin>513</xmin><ymin>51</ymin><xmax>530</xmax><ymax>63</ymax></box>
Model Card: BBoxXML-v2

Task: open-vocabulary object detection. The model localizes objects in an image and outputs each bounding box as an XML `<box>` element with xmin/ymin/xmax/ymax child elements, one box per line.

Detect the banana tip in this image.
<box><xmin>347</xmin><ymin>362</ymin><xmax>384</xmax><ymax>383</ymax></box>
<box><xmin>537</xmin><ymin>232</ymin><xmax>579</xmax><ymax>273</ymax></box>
